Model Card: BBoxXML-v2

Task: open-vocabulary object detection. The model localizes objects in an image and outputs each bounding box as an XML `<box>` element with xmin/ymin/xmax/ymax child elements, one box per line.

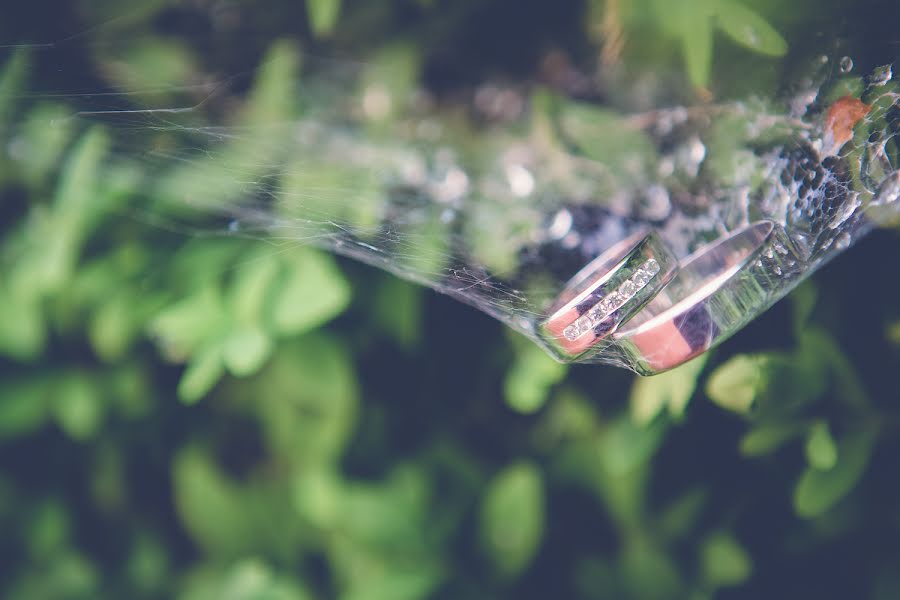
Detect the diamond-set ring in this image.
<box><xmin>540</xmin><ymin>229</ymin><xmax>678</xmax><ymax>360</ymax></box>
<box><xmin>614</xmin><ymin>221</ymin><xmax>801</xmax><ymax>375</ymax></box>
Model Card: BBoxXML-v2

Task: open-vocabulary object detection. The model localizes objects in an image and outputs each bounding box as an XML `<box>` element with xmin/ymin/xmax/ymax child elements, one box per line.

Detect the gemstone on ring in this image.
<box><xmin>561</xmin><ymin>258</ymin><xmax>662</xmax><ymax>342</ymax></box>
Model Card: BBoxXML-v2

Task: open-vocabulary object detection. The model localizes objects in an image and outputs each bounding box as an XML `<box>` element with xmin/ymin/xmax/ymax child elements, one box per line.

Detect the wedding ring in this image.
<box><xmin>540</xmin><ymin>229</ymin><xmax>678</xmax><ymax>360</ymax></box>
<box><xmin>613</xmin><ymin>221</ymin><xmax>802</xmax><ymax>375</ymax></box>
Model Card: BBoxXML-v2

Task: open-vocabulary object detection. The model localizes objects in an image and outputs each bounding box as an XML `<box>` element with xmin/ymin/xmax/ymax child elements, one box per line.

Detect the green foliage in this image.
<box><xmin>479</xmin><ymin>461</ymin><xmax>545</xmax><ymax>578</ymax></box>
<box><xmin>616</xmin><ymin>0</ymin><xmax>788</xmax><ymax>88</ymax></box>
<box><xmin>630</xmin><ymin>355</ymin><xmax>707</xmax><ymax>423</ymax></box>
<box><xmin>504</xmin><ymin>333</ymin><xmax>568</xmax><ymax>414</ymax></box>
<box><xmin>306</xmin><ymin>0</ymin><xmax>343</xmax><ymax>37</ymax></box>
<box><xmin>701</xmin><ymin>531</ymin><xmax>753</xmax><ymax>588</ymax></box>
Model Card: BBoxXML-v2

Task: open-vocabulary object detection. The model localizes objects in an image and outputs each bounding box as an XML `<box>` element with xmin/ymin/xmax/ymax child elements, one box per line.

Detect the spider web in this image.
<box><xmin>2</xmin><ymin>9</ymin><xmax>898</xmax><ymax>371</ymax></box>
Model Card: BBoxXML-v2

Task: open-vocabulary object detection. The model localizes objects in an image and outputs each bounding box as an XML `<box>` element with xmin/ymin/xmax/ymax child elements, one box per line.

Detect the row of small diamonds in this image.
<box><xmin>562</xmin><ymin>258</ymin><xmax>660</xmax><ymax>341</ymax></box>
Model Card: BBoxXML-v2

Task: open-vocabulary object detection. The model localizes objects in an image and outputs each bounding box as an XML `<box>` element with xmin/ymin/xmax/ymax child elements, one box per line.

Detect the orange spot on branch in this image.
<box><xmin>824</xmin><ymin>95</ymin><xmax>871</xmax><ymax>154</ymax></box>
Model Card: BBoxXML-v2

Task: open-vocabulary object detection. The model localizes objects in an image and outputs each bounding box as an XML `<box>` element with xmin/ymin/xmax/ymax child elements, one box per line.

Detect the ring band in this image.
<box><xmin>539</xmin><ymin>229</ymin><xmax>678</xmax><ymax>360</ymax></box>
<box><xmin>613</xmin><ymin>221</ymin><xmax>802</xmax><ymax>375</ymax></box>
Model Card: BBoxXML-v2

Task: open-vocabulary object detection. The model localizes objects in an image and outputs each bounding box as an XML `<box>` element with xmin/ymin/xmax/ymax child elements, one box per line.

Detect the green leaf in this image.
<box><xmin>90</xmin><ymin>289</ymin><xmax>157</xmax><ymax>362</ymax></box>
<box><xmin>681</xmin><ymin>9</ymin><xmax>713</xmax><ymax>88</ymax></box>
<box><xmin>0</xmin><ymin>378</ymin><xmax>51</xmax><ymax>440</ymax></box>
<box><xmin>0</xmin><ymin>50</ymin><xmax>29</xmax><ymax>128</ymax></box>
<box><xmin>245</xmin><ymin>335</ymin><xmax>358</xmax><ymax>465</ymax></box>
<box><xmin>0</xmin><ymin>287</ymin><xmax>46</xmax><ymax>360</ymax></box>
<box><xmin>53</xmin><ymin>374</ymin><xmax>104</xmax><ymax>441</ymax></box>
<box><xmin>222</xmin><ymin>327</ymin><xmax>274</xmax><ymax>377</ymax></box>
<box><xmin>739</xmin><ymin>421</ymin><xmax>806</xmax><ymax>457</ymax></box>
<box><xmin>307</xmin><ymin>0</ymin><xmax>342</xmax><ymax>37</ymax></box>
<box><xmin>701</xmin><ymin>531</ymin><xmax>753</xmax><ymax>588</ymax></box>
<box><xmin>791</xmin><ymin>281</ymin><xmax>818</xmax><ymax>336</ymax></box>
<box><xmin>211</xmin><ymin>559</ymin><xmax>313</xmax><ymax>600</ymax></box>
<box><xmin>715</xmin><ymin>0</ymin><xmax>788</xmax><ymax>57</ymax></box>
<box><xmin>172</xmin><ymin>447</ymin><xmax>251</xmax><ymax>556</ymax></box>
<box><xmin>292</xmin><ymin>468</ymin><xmax>343</xmax><ymax>529</ymax></box>
<box><xmin>270</xmin><ymin>249</ymin><xmax>351</xmax><ymax>335</ymax></box>
<box><xmin>228</xmin><ymin>249</ymin><xmax>281</xmax><ymax>326</ymax></box>
<box><xmin>600</xmin><ymin>416</ymin><xmax>667</xmax><ymax>476</ymax></box>
<box><xmin>372</xmin><ymin>277</ymin><xmax>422</xmax><ymax>348</ymax></box>
<box><xmin>150</xmin><ymin>285</ymin><xmax>228</xmax><ymax>361</ymax></box>
<box><xmin>794</xmin><ymin>424</ymin><xmax>878</xmax><ymax>518</ymax></box>
<box><xmin>244</xmin><ymin>40</ymin><xmax>301</xmax><ymax>126</ymax></box>
<box><xmin>18</xmin><ymin>103</ymin><xmax>75</xmax><ymax>186</ymax></box>
<box><xmin>630</xmin><ymin>355</ymin><xmax>707</xmax><ymax>424</ymax></box>
<box><xmin>480</xmin><ymin>461</ymin><xmax>545</xmax><ymax>578</ymax></box>
<box><xmin>16</xmin><ymin>127</ymin><xmax>110</xmax><ymax>296</ymax></box>
<box><xmin>805</xmin><ymin>421</ymin><xmax>838</xmax><ymax>471</ymax></box>
<box><xmin>620</xmin><ymin>542</ymin><xmax>684</xmax><ymax>600</ymax></box>
<box><xmin>705</xmin><ymin>354</ymin><xmax>768</xmax><ymax>415</ymax></box>
<box><xmin>178</xmin><ymin>347</ymin><xmax>226</xmax><ymax>404</ymax></box>
<box><xmin>103</xmin><ymin>37</ymin><xmax>198</xmax><ymax>94</ymax></box>
<box><xmin>504</xmin><ymin>338</ymin><xmax>567</xmax><ymax>414</ymax></box>
<box><xmin>557</xmin><ymin>103</ymin><xmax>657</xmax><ymax>173</ymax></box>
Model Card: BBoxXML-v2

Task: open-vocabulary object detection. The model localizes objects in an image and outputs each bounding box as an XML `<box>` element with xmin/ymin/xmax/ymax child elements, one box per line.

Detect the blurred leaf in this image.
<box><xmin>52</xmin><ymin>374</ymin><xmax>104</xmax><ymax>441</ymax></box>
<box><xmin>26</xmin><ymin>500</ymin><xmax>70</xmax><ymax>560</ymax></box>
<box><xmin>705</xmin><ymin>354</ymin><xmax>769</xmax><ymax>415</ymax></box>
<box><xmin>102</xmin><ymin>36</ymin><xmax>198</xmax><ymax>96</ymax></box>
<box><xmin>480</xmin><ymin>461</ymin><xmax>545</xmax><ymax>578</ymax></box>
<box><xmin>179</xmin><ymin>559</ymin><xmax>313</xmax><ymax>600</ymax></box>
<box><xmin>739</xmin><ymin>421</ymin><xmax>806</xmax><ymax>457</ymax></box>
<box><xmin>270</xmin><ymin>248</ymin><xmax>351</xmax><ymax>335</ymax></box>
<box><xmin>681</xmin><ymin>6</ymin><xmax>713</xmax><ymax>89</ymax></box>
<box><xmin>701</xmin><ymin>531</ymin><xmax>753</xmax><ymax>588</ymax></box>
<box><xmin>126</xmin><ymin>534</ymin><xmax>169</xmax><ymax>595</ymax></box>
<box><xmin>178</xmin><ymin>346</ymin><xmax>226</xmax><ymax>404</ymax></box>
<box><xmin>307</xmin><ymin>0</ymin><xmax>343</xmax><ymax>37</ymax></box>
<box><xmin>0</xmin><ymin>50</ymin><xmax>28</xmax><ymax>128</ymax></box>
<box><xmin>243</xmin><ymin>40</ymin><xmax>302</xmax><ymax>127</ymax></box>
<box><xmin>557</xmin><ymin>103</ymin><xmax>657</xmax><ymax>174</ymax></box>
<box><xmin>16</xmin><ymin>103</ymin><xmax>74</xmax><ymax>186</ymax></box>
<box><xmin>173</xmin><ymin>446</ymin><xmax>251</xmax><ymax>555</ymax></box>
<box><xmin>805</xmin><ymin>421</ymin><xmax>838</xmax><ymax>471</ymax></box>
<box><xmin>339</xmin><ymin>568</ymin><xmax>442</xmax><ymax>600</ymax></box>
<box><xmin>361</xmin><ymin>44</ymin><xmax>420</xmax><ymax>125</ymax></box>
<box><xmin>229</xmin><ymin>250</ymin><xmax>281</xmax><ymax>326</ymax></box>
<box><xmin>247</xmin><ymin>335</ymin><xmax>358</xmax><ymax>465</ymax></box>
<box><xmin>0</xmin><ymin>377</ymin><xmax>51</xmax><ymax>440</ymax></box>
<box><xmin>7</xmin><ymin>552</ymin><xmax>100</xmax><ymax>600</ymax></box>
<box><xmin>716</xmin><ymin>0</ymin><xmax>788</xmax><ymax>57</ymax></box>
<box><xmin>630</xmin><ymin>355</ymin><xmax>707</xmax><ymax>424</ymax></box>
<box><xmin>658</xmin><ymin>488</ymin><xmax>708</xmax><ymax>542</ymax></box>
<box><xmin>794</xmin><ymin>424</ymin><xmax>878</xmax><ymax>518</ymax></box>
<box><xmin>13</xmin><ymin>127</ymin><xmax>109</xmax><ymax>297</ymax></box>
<box><xmin>150</xmin><ymin>284</ymin><xmax>228</xmax><ymax>361</ymax></box>
<box><xmin>620</xmin><ymin>542</ymin><xmax>683</xmax><ymax>600</ymax></box>
<box><xmin>889</xmin><ymin>321</ymin><xmax>900</xmax><ymax>345</ymax></box>
<box><xmin>0</xmin><ymin>288</ymin><xmax>46</xmax><ymax>360</ymax></box>
<box><xmin>292</xmin><ymin>467</ymin><xmax>343</xmax><ymax>529</ymax></box>
<box><xmin>372</xmin><ymin>277</ymin><xmax>422</xmax><ymax>348</ymax></box>
<box><xmin>339</xmin><ymin>466</ymin><xmax>430</xmax><ymax>550</ymax></box>
<box><xmin>90</xmin><ymin>288</ymin><xmax>163</xmax><ymax>362</ymax></box>
<box><xmin>222</xmin><ymin>327</ymin><xmax>274</xmax><ymax>377</ymax></box>
<box><xmin>505</xmin><ymin>335</ymin><xmax>567</xmax><ymax>414</ymax></box>
<box><xmin>790</xmin><ymin>280</ymin><xmax>818</xmax><ymax>336</ymax></box>
<box><xmin>601</xmin><ymin>414</ymin><xmax>667</xmax><ymax>477</ymax></box>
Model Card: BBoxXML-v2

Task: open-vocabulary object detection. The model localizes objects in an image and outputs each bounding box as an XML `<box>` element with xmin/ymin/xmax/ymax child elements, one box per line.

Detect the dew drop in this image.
<box><xmin>547</xmin><ymin>209</ymin><xmax>573</xmax><ymax>240</ymax></box>
<box><xmin>873</xmin><ymin>171</ymin><xmax>900</xmax><ymax>206</ymax></box>
<box><xmin>834</xmin><ymin>232</ymin><xmax>852</xmax><ymax>250</ymax></box>
<box><xmin>839</xmin><ymin>56</ymin><xmax>854</xmax><ymax>73</ymax></box>
<box><xmin>871</xmin><ymin>64</ymin><xmax>893</xmax><ymax>86</ymax></box>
